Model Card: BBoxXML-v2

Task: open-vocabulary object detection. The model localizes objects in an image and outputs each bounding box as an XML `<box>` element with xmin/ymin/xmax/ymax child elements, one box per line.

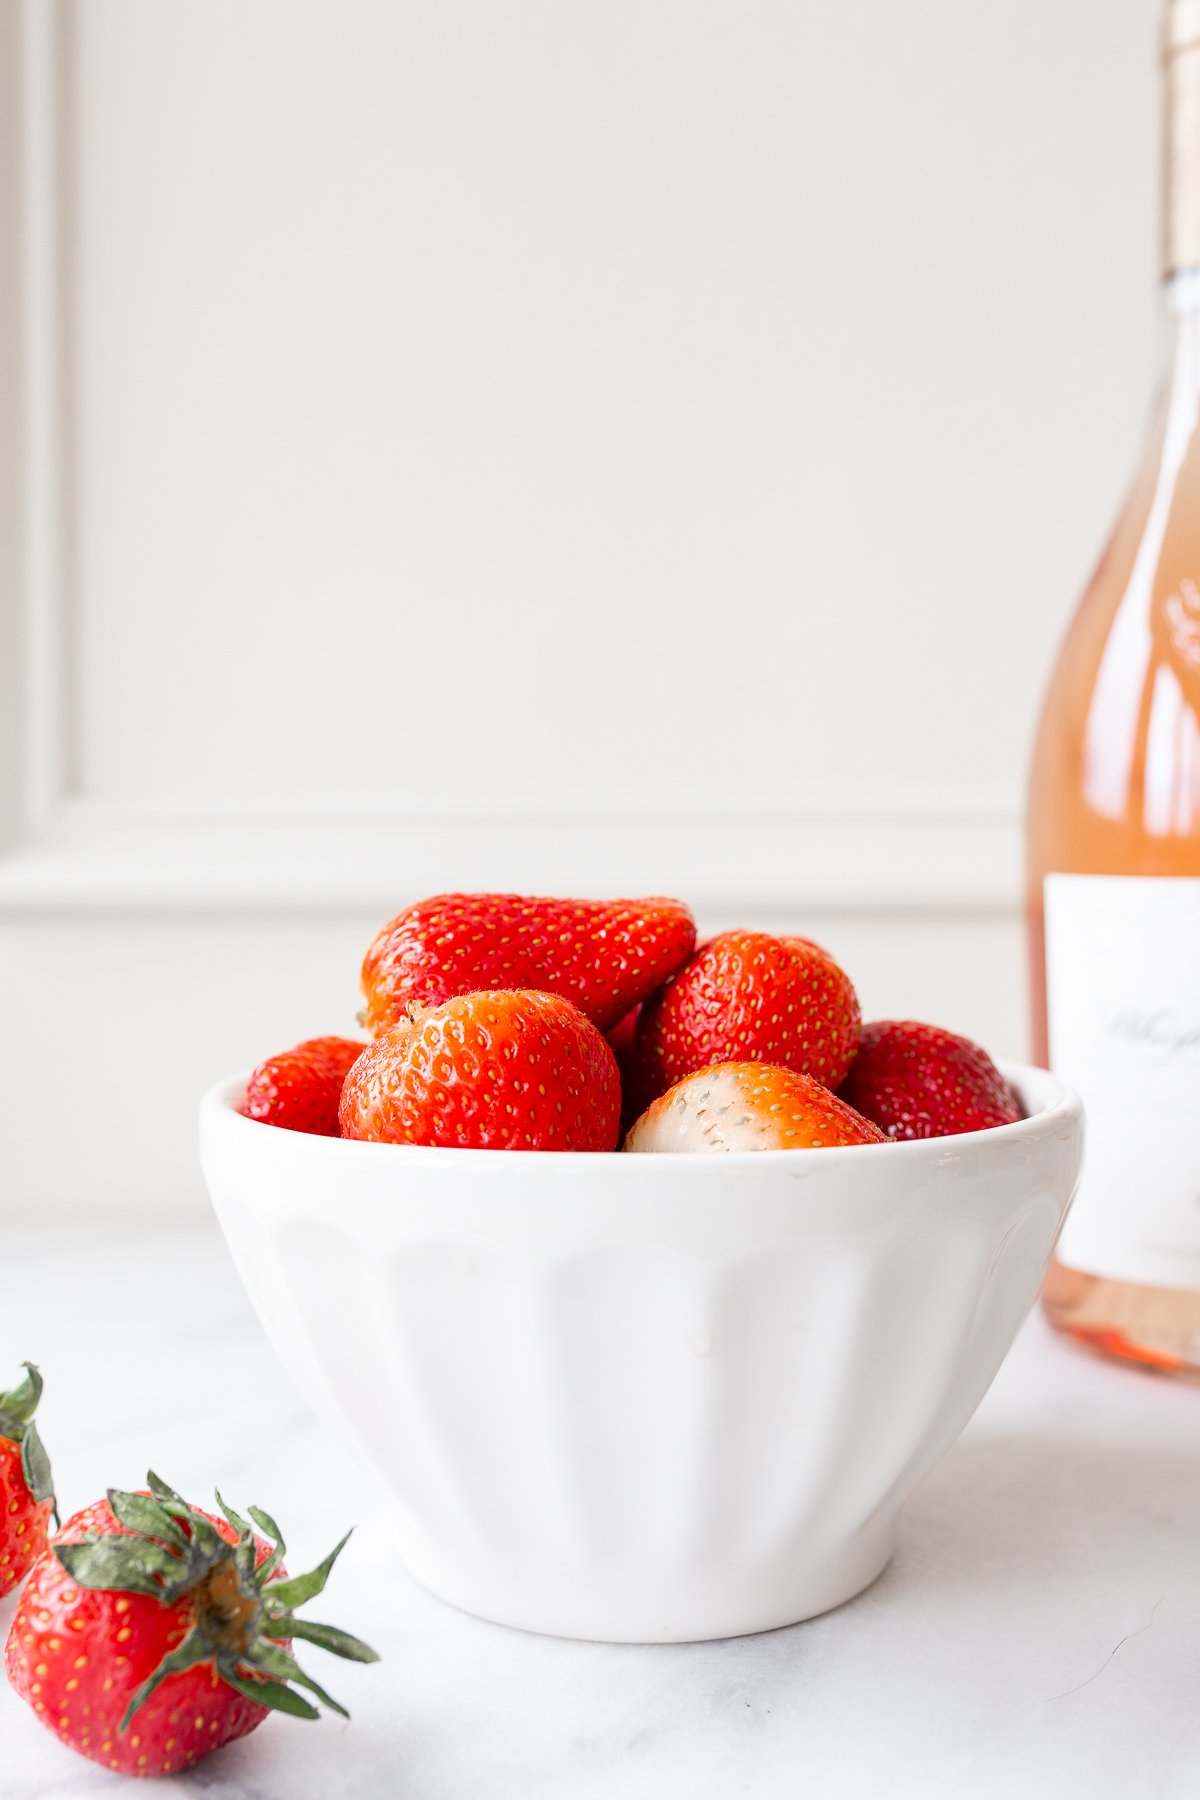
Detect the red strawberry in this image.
<box><xmin>242</xmin><ymin>1035</ymin><xmax>366</xmax><ymax>1136</ymax></box>
<box><xmin>605</xmin><ymin>1004</ymin><xmax>642</xmax><ymax>1069</ymax></box>
<box><xmin>0</xmin><ymin>1363</ymin><xmax>56</xmax><ymax>1598</ymax></box>
<box><xmin>838</xmin><ymin>1019</ymin><xmax>1023</xmax><ymax>1140</ymax></box>
<box><xmin>625</xmin><ymin>1062</ymin><xmax>887</xmax><ymax>1152</ymax></box>
<box><xmin>628</xmin><ymin>930</ymin><xmax>861</xmax><ymax>1113</ymax></box>
<box><xmin>605</xmin><ymin>1003</ymin><xmax>644</xmax><ymax>1134</ymax></box>
<box><xmin>4</xmin><ymin>1471</ymin><xmax>377</xmax><ymax>1778</ymax></box>
<box><xmin>360</xmin><ymin>892</ymin><xmax>696</xmax><ymax>1035</ymax></box>
<box><xmin>340</xmin><ymin>989</ymin><xmax>621</xmax><ymax>1150</ymax></box>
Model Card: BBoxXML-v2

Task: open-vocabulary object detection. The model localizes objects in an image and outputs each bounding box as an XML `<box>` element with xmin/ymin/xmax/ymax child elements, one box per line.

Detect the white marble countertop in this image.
<box><xmin>3</xmin><ymin>1219</ymin><xmax>1197</xmax><ymax>1799</ymax></box>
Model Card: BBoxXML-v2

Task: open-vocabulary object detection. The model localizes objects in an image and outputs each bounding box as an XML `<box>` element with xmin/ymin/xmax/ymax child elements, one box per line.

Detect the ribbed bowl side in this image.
<box><xmin>213</xmin><ymin>1186</ymin><xmax>1062</xmax><ymax>1629</ymax></box>
<box><xmin>203</xmin><ymin>1063</ymin><xmax>1082</xmax><ymax>1640</ymax></box>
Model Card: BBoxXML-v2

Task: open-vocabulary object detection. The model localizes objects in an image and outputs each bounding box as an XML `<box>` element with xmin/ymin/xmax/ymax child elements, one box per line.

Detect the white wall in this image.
<box><xmin>1</xmin><ymin>0</ymin><xmax>1162</xmax><ymax>1213</ymax></box>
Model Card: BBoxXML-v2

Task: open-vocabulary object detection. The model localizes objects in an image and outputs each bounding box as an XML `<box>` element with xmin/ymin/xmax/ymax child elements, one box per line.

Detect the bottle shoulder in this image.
<box><xmin>1029</xmin><ymin>402</ymin><xmax>1200</xmax><ymax>869</ymax></box>
<box><xmin>1047</xmin><ymin>413</ymin><xmax>1168</xmax><ymax>684</ymax></box>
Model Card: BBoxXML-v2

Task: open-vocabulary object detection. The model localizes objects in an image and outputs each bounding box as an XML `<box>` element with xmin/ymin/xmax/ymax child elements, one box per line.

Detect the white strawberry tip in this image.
<box><xmin>624</xmin><ymin>1063</ymin><xmax>887</xmax><ymax>1153</ymax></box>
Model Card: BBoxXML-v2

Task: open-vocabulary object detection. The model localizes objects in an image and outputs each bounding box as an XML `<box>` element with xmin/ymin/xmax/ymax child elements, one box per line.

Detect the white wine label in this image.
<box><xmin>1045</xmin><ymin>873</ymin><xmax>1200</xmax><ymax>1290</ymax></box>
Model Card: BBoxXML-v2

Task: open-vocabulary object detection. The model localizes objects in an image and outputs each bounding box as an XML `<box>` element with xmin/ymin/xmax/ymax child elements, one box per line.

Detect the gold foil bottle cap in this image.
<box><xmin>1164</xmin><ymin>0</ymin><xmax>1200</xmax><ymax>271</ymax></box>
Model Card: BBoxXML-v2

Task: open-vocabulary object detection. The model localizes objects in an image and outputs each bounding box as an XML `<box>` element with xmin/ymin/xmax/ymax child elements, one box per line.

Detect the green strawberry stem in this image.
<box><xmin>55</xmin><ymin>1470</ymin><xmax>379</xmax><ymax>1733</ymax></box>
<box><xmin>0</xmin><ymin>1362</ymin><xmax>57</xmax><ymax>1524</ymax></box>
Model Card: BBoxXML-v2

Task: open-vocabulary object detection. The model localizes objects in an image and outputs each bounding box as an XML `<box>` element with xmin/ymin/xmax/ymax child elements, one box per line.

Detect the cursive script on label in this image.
<box><xmin>1107</xmin><ymin>1009</ymin><xmax>1200</xmax><ymax>1055</ymax></box>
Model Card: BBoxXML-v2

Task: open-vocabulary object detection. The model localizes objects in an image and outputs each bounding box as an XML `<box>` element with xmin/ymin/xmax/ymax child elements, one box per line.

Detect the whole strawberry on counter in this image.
<box><xmin>241</xmin><ymin>1035</ymin><xmax>366</xmax><ymax>1136</ymax></box>
<box><xmin>359</xmin><ymin>892</ymin><xmax>696</xmax><ymax>1035</ymax></box>
<box><xmin>5</xmin><ymin>1471</ymin><xmax>377</xmax><ymax>1778</ymax></box>
<box><xmin>0</xmin><ymin>1363</ymin><xmax>56</xmax><ymax>1598</ymax></box>
<box><xmin>625</xmin><ymin>1063</ymin><xmax>887</xmax><ymax>1153</ymax></box>
<box><xmin>838</xmin><ymin>1019</ymin><xmax>1023</xmax><ymax>1140</ymax></box>
<box><xmin>628</xmin><ymin>930</ymin><xmax>861</xmax><ymax>1115</ymax></box>
<box><xmin>341</xmin><ymin>989</ymin><xmax>621</xmax><ymax>1150</ymax></box>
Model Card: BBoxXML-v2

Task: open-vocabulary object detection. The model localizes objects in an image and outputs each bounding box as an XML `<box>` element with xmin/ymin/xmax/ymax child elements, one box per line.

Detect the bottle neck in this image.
<box><xmin>1163</xmin><ymin>271</ymin><xmax>1200</xmax><ymax>425</ymax></box>
<box><xmin>1163</xmin><ymin>2</ymin><xmax>1200</xmax><ymax>274</ymax></box>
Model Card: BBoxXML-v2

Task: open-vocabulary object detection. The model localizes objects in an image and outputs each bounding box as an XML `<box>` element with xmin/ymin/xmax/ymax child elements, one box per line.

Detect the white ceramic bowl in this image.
<box><xmin>201</xmin><ymin>1062</ymin><xmax>1081</xmax><ymax>1643</ymax></box>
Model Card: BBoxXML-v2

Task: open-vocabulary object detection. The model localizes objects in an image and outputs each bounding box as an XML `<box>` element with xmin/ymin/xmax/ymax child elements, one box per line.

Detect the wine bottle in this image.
<box><xmin>1028</xmin><ymin>0</ymin><xmax>1200</xmax><ymax>1376</ymax></box>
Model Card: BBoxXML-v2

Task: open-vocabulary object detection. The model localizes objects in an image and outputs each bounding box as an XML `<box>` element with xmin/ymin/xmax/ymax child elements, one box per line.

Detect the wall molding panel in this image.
<box><xmin>0</xmin><ymin>801</ymin><xmax>1022</xmax><ymax>917</ymax></box>
<box><xmin>3</xmin><ymin>0</ymin><xmax>1023</xmax><ymax>922</ymax></box>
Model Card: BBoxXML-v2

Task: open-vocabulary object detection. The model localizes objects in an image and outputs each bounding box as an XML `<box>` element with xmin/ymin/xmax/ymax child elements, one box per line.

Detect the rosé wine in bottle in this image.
<box><xmin>1028</xmin><ymin>0</ymin><xmax>1200</xmax><ymax>1377</ymax></box>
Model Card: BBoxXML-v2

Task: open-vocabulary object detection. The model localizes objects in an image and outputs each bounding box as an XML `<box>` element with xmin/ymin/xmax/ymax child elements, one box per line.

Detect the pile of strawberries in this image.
<box><xmin>244</xmin><ymin>892</ymin><xmax>1023</xmax><ymax>1152</ymax></box>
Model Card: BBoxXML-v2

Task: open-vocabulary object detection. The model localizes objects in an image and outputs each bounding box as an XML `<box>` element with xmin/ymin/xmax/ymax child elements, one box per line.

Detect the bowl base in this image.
<box><xmin>397</xmin><ymin>1521</ymin><xmax>896</xmax><ymax>1644</ymax></box>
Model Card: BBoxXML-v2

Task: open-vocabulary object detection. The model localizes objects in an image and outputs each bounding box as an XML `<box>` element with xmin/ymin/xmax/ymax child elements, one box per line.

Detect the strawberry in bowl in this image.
<box><xmin>839</xmin><ymin>1020</ymin><xmax>1023</xmax><ymax>1140</ymax></box>
<box><xmin>242</xmin><ymin>1036</ymin><xmax>366</xmax><ymax>1136</ymax></box>
<box><xmin>359</xmin><ymin>892</ymin><xmax>696</xmax><ymax>1035</ymax></box>
<box><xmin>625</xmin><ymin>930</ymin><xmax>862</xmax><ymax>1117</ymax></box>
<box><xmin>340</xmin><ymin>990</ymin><xmax>621</xmax><ymax>1151</ymax></box>
<box><xmin>625</xmin><ymin>1062</ymin><xmax>887</xmax><ymax>1152</ymax></box>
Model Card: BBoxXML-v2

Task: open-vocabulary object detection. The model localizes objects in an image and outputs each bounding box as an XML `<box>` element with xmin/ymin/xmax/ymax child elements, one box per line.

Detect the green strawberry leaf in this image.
<box><xmin>57</xmin><ymin>1535</ymin><xmax>191</xmax><ymax>1599</ymax></box>
<box><xmin>0</xmin><ymin>1362</ymin><xmax>42</xmax><ymax>1429</ymax></box>
<box><xmin>253</xmin><ymin>1642</ymin><xmax>349</xmax><ymax>1719</ymax></box>
<box><xmin>106</xmin><ymin>1488</ymin><xmax>191</xmax><ymax>1552</ymax></box>
<box><xmin>214</xmin><ymin>1490</ymin><xmax>252</xmax><ymax>1538</ymax></box>
<box><xmin>280</xmin><ymin>1616</ymin><xmax>382</xmax><ymax>1663</ymax></box>
<box><xmin>222</xmin><ymin>1668</ymin><xmax>320</xmax><ymax>1720</ymax></box>
<box><xmin>145</xmin><ymin>1470</ymin><xmax>188</xmax><ymax>1507</ymax></box>
<box><xmin>264</xmin><ymin>1530</ymin><xmax>351</xmax><ymax>1611</ymax></box>
<box><xmin>21</xmin><ymin>1422</ymin><xmax>56</xmax><ymax>1518</ymax></box>
<box><xmin>247</xmin><ymin>1504</ymin><xmax>287</xmax><ymax>1581</ymax></box>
